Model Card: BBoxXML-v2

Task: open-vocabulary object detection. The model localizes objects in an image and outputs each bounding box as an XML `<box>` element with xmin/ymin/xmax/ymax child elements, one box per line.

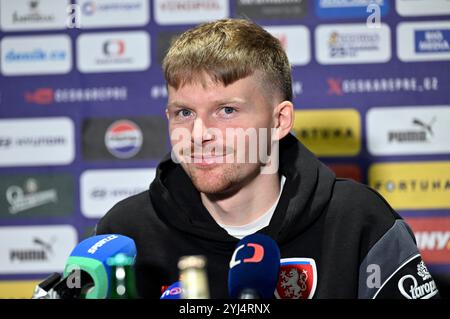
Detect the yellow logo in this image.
<box><xmin>369</xmin><ymin>161</ymin><xmax>450</xmax><ymax>210</ymax></box>
<box><xmin>0</xmin><ymin>280</ymin><xmax>39</xmax><ymax>299</ymax></box>
<box><xmin>292</xmin><ymin>109</ymin><xmax>361</xmax><ymax>156</ymax></box>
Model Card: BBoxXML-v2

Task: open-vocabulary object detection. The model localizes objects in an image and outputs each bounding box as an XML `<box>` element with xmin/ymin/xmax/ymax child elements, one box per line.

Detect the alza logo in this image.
<box><xmin>229</xmin><ymin>243</ymin><xmax>264</xmax><ymax>269</ymax></box>
<box><xmin>87</xmin><ymin>235</ymin><xmax>118</xmax><ymax>254</ymax></box>
<box><xmin>10</xmin><ymin>237</ymin><xmax>54</xmax><ymax>262</ymax></box>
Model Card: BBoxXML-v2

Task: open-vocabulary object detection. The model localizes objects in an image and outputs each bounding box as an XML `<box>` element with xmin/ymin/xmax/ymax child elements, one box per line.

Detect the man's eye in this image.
<box><xmin>224</xmin><ymin>107</ymin><xmax>234</xmax><ymax>114</ymax></box>
<box><xmin>220</xmin><ymin>106</ymin><xmax>236</xmax><ymax>116</ymax></box>
<box><xmin>176</xmin><ymin>109</ymin><xmax>193</xmax><ymax>118</ymax></box>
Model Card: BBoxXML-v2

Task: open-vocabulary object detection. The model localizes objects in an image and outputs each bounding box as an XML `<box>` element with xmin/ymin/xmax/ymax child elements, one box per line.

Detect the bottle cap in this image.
<box><xmin>107</xmin><ymin>253</ymin><xmax>134</xmax><ymax>267</ymax></box>
<box><xmin>178</xmin><ymin>255</ymin><xmax>206</xmax><ymax>270</ymax></box>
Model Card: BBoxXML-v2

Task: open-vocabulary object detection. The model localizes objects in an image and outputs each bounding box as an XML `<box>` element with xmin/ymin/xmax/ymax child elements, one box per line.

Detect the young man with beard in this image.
<box><xmin>96</xmin><ymin>19</ymin><xmax>439</xmax><ymax>299</ymax></box>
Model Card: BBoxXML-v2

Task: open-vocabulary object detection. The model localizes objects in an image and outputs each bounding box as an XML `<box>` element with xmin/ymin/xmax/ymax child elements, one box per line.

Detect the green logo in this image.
<box><xmin>0</xmin><ymin>174</ymin><xmax>74</xmax><ymax>219</ymax></box>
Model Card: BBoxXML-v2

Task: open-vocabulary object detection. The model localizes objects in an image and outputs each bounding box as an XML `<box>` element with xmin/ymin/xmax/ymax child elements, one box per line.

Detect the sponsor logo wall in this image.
<box><xmin>78</xmin><ymin>0</ymin><xmax>150</xmax><ymax>28</ymax></box>
<box><xmin>0</xmin><ymin>0</ymin><xmax>70</xmax><ymax>31</ymax></box>
<box><xmin>80</xmin><ymin>168</ymin><xmax>156</xmax><ymax>218</ymax></box>
<box><xmin>0</xmin><ymin>0</ymin><xmax>449</xmax><ymax>296</ymax></box>
<box><xmin>292</xmin><ymin>109</ymin><xmax>361</xmax><ymax>156</ymax></box>
<box><xmin>0</xmin><ymin>225</ymin><xmax>77</xmax><ymax>274</ymax></box>
<box><xmin>1</xmin><ymin>35</ymin><xmax>72</xmax><ymax>76</ymax></box>
<box><xmin>368</xmin><ymin>161</ymin><xmax>450</xmax><ymax>210</ymax></box>
<box><xmin>315</xmin><ymin>23</ymin><xmax>391</xmax><ymax>64</ymax></box>
<box><xmin>405</xmin><ymin>217</ymin><xmax>450</xmax><ymax>264</ymax></box>
<box><xmin>0</xmin><ymin>174</ymin><xmax>74</xmax><ymax>218</ymax></box>
<box><xmin>76</xmin><ymin>31</ymin><xmax>151</xmax><ymax>73</ymax></box>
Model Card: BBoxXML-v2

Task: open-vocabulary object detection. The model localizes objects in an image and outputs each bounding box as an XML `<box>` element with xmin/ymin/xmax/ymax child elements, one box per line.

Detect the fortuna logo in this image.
<box><xmin>87</xmin><ymin>235</ymin><xmax>118</xmax><ymax>254</ymax></box>
<box><xmin>397</xmin><ymin>261</ymin><xmax>438</xmax><ymax>299</ymax></box>
<box><xmin>275</xmin><ymin>258</ymin><xmax>317</xmax><ymax>299</ymax></box>
<box><xmin>373</xmin><ymin>178</ymin><xmax>450</xmax><ymax>193</ymax></box>
<box><xmin>294</xmin><ymin>127</ymin><xmax>354</xmax><ymax>140</ymax></box>
<box><xmin>6</xmin><ymin>179</ymin><xmax>57</xmax><ymax>214</ymax></box>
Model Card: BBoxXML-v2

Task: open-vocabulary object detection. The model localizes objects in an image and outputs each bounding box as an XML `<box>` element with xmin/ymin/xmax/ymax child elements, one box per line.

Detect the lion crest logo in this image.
<box><xmin>417</xmin><ymin>261</ymin><xmax>431</xmax><ymax>281</ymax></box>
<box><xmin>275</xmin><ymin>258</ymin><xmax>317</xmax><ymax>299</ymax></box>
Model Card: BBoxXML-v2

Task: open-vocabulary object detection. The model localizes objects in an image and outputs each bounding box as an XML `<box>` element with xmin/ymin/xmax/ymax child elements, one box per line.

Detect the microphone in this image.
<box><xmin>160</xmin><ymin>281</ymin><xmax>183</xmax><ymax>299</ymax></box>
<box><xmin>32</xmin><ymin>234</ymin><xmax>136</xmax><ymax>299</ymax></box>
<box><xmin>31</xmin><ymin>272</ymin><xmax>62</xmax><ymax>299</ymax></box>
<box><xmin>228</xmin><ymin>233</ymin><xmax>280</xmax><ymax>299</ymax></box>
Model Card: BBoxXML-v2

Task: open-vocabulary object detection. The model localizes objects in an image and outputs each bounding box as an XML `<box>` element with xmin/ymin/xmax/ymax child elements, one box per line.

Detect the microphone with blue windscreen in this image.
<box><xmin>62</xmin><ymin>234</ymin><xmax>136</xmax><ymax>298</ymax></box>
<box><xmin>160</xmin><ymin>281</ymin><xmax>183</xmax><ymax>299</ymax></box>
<box><xmin>228</xmin><ymin>233</ymin><xmax>280</xmax><ymax>299</ymax></box>
<box><xmin>32</xmin><ymin>234</ymin><xmax>137</xmax><ymax>299</ymax></box>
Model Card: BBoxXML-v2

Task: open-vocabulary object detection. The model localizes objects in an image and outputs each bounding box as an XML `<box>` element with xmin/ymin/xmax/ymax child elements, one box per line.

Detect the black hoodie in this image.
<box><xmin>96</xmin><ymin>134</ymin><xmax>439</xmax><ymax>299</ymax></box>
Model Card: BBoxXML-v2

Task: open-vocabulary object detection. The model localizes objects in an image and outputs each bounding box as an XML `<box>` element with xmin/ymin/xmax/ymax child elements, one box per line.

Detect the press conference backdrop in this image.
<box><xmin>0</xmin><ymin>0</ymin><xmax>449</xmax><ymax>298</ymax></box>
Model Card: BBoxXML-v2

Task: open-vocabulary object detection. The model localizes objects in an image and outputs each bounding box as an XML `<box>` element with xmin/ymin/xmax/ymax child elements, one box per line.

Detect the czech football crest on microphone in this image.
<box><xmin>275</xmin><ymin>258</ymin><xmax>317</xmax><ymax>299</ymax></box>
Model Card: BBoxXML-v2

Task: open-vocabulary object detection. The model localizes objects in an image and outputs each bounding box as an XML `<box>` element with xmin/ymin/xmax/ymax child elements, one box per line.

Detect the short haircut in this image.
<box><xmin>163</xmin><ymin>18</ymin><xmax>292</xmax><ymax>102</ymax></box>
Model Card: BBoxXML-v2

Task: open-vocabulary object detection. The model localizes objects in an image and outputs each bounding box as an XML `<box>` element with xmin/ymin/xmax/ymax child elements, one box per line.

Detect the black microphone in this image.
<box><xmin>31</xmin><ymin>272</ymin><xmax>62</xmax><ymax>299</ymax></box>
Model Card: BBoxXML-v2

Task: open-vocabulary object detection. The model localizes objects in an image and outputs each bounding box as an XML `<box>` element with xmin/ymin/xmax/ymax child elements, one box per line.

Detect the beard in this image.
<box><xmin>181</xmin><ymin>161</ymin><xmax>261</xmax><ymax>196</ymax></box>
<box><xmin>173</xmin><ymin>130</ymin><xmax>275</xmax><ymax>195</ymax></box>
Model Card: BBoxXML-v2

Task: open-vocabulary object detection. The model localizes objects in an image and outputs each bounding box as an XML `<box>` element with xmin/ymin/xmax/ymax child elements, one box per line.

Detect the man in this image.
<box><xmin>96</xmin><ymin>19</ymin><xmax>439</xmax><ymax>299</ymax></box>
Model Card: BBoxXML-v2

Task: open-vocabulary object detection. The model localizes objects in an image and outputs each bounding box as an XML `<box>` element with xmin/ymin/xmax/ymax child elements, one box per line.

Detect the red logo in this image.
<box><xmin>103</xmin><ymin>40</ymin><xmax>126</xmax><ymax>57</ymax></box>
<box><xmin>404</xmin><ymin>217</ymin><xmax>450</xmax><ymax>264</ymax></box>
<box><xmin>327</xmin><ymin>78</ymin><xmax>343</xmax><ymax>96</ymax></box>
<box><xmin>275</xmin><ymin>258</ymin><xmax>317</xmax><ymax>299</ymax></box>
<box><xmin>229</xmin><ymin>243</ymin><xmax>264</xmax><ymax>269</ymax></box>
<box><xmin>25</xmin><ymin>88</ymin><xmax>54</xmax><ymax>104</ymax></box>
<box><xmin>328</xmin><ymin>164</ymin><xmax>362</xmax><ymax>182</ymax></box>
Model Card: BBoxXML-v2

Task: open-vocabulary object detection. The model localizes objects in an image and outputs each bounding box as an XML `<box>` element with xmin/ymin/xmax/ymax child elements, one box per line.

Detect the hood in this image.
<box><xmin>149</xmin><ymin>133</ymin><xmax>335</xmax><ymax>249</ymax></box>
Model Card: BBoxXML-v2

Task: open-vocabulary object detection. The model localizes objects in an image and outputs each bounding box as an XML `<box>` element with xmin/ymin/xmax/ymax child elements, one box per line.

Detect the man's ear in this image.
<box><xmin>273</xmin><ymin>101</ymin><xmax>294</xmax><ymax>141</ymax></box>
<box><xmin>165</xmin><ymin>108</ymin><xmax>169</xmax><ymax>120</ymax></box>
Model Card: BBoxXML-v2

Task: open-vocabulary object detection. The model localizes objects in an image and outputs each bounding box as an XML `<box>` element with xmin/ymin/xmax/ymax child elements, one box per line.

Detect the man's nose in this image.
<box><xmin>191</xmin><ymin>117</ymin><xmax>214</xmax><ymax>145</ymax></box>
